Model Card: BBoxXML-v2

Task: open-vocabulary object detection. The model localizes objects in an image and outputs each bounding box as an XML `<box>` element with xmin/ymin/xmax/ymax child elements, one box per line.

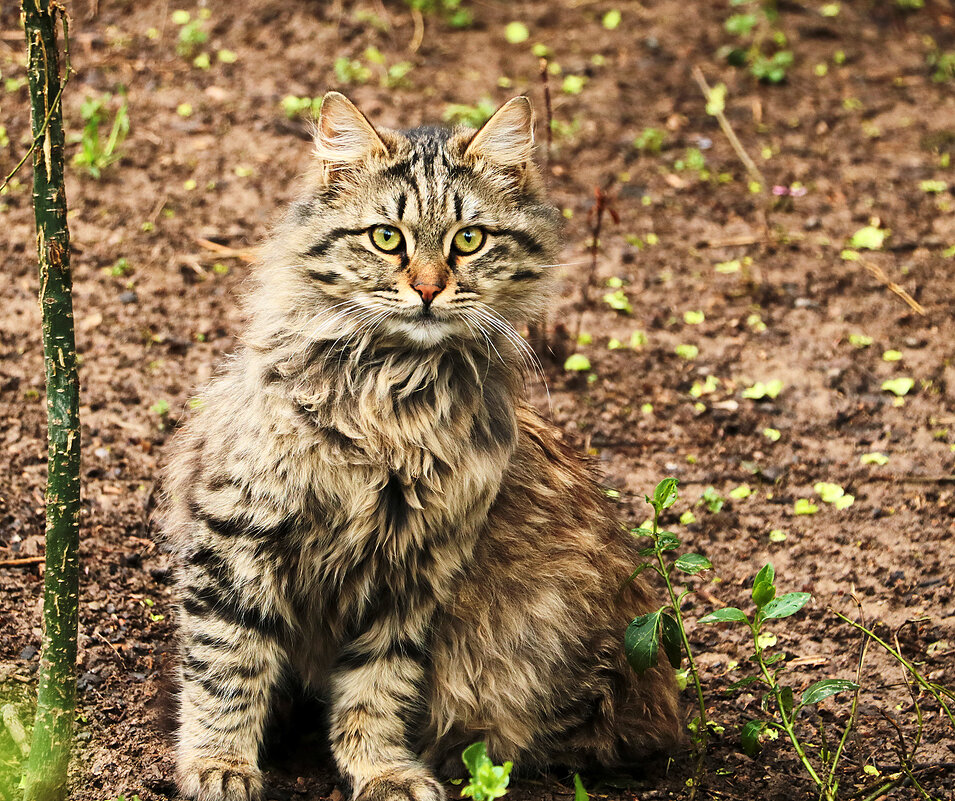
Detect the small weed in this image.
<box><xmin>563</xmin><ymin>353</ymin><xmax>591</xmax><ymax>372</ymax></box>
<box><xmin>720</xmin><ymin>0</ymin><xmax>793</xmax><ymax>83</ymax></box>
<box><xmin>72</xmin><ymin>94</ymin><xmax>129</xmax><ymax>178</ymax></box>
<box><xmin>443</xmin><ymin>98</ymin><xmax>497</xmax><ymax>128</ymax></box>
<box><xmin>281</xmin><ymin>95</ymin><xmax>323</xmax><ymax>120</ymax></box>
<box><xmin>699</xmin><ymin>486</ymin><xmax>725</xmax><ymax>513</ymax></box>
<box><xmin>674</xmin><ymin>344</ymin><xmax>699</xmax><ymax>361</ymax></box>
<box><xmin>335</xmin><ymin>56</ymin><xmax>373</xmax><ymax>85</ymax></box>
<box><xmin>407</xmin><ymin>0</ymin><xmax>472</xmax><ymax>28</ymax></box>
<box><xmin>741</xmin><ymin>379</ymin><xmax>783</xmax><ymax>400</ymax></box>
<box><xmin>624</xmin><ymin>479</ymin><xmax>712</xmax><ymax>764</ymax></box>
<box><xmin>928</xmin><ymin>50</ymin><xmax>955</xmax><ymax>82</ymax></box>
<box><xmin>503</xmin><ymin>21</ymin><xmax>529</xmax><ymax>44</ymax></box>
<box><xmin>700</xmin><ymin>564</ymin><xmax>858</xmax><ymax>800</ymax></box>
<box><xmin>461</xmin><ymin>743</ymin><xmax>511</xmax><ymax>801</ymax></box>
<box><xmin>602</xmin><ymin>288</ymin><xmax>632</xmax><ymax>314</ymax></box>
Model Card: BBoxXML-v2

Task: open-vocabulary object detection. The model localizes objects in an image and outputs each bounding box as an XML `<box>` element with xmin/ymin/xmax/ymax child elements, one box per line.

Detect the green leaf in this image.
<box><xmin>741</xmin><ymin>720</ymin><xmax>767</xmax><ymax>756</ymax></box>
<box><xmin>462</xmin><ymin>742</ymin><xmax>487</xmax><ymax>779</ymax></box>
<box><xmin>705</xmin><ymin>82</ymin><xmax>727</xmax><ymax>116</ymax></box>
<box><xmin>679</xmin><ymin>510</ymin><xmax>697</xmax><ymax>525</ymax></box>
<box><xmin>768</xmin><ymin>529</ymin><xmax>787</xmax><ymax>543</ymax></box>
<box><xmin>601</xmin><ymin>9</ymin><xmax>621</xmax><ymax>29</ymax></box>
<box><xmin>563</xmin><ymin>354</ymin><xmax>591</xmax><ymax>372</ymax></box>
<box><xmin>793</xmin><ymin>498</ymin><xmax>818</xmax><ymax>515</ymax></box>
<box><xmin>573</xmin><ymin>774</ymin><xmax>588</xmax><ymax>801</ymax></box>
<box><xmin>752</xmin><ymin>580</ymin><xmax>776</xmax><ymax>609</ymax></box>
<box><xmin>813</xmin><ymin>481</ymin><xmax>845</xmax><ymax>503</ymax></box>
<box><xmin>833</xmin><ymin>493</ymin><xmax>854</xmax><ymax>510</ymax></box>
<box><xmin>881</xmin><ymin>377</ymin><xmax>915</xmax><ymax>396</ymax></box>
<box><xmin>674</xmin><ymin>553</ymin><xmax>712</xmax><ymax>575</ymax></box>
<box><xmin>728</xmin><ymin>483</ymin><xmax>752</xmax><ymax>500</ymax></box>
<box><xmin>674</xmin><ymin>344</ymin><xmax>699</xmax><ymax>360</ymax></box>
<box><xmin>657</xmin><ymin>531</ymin><xmax>682</xmax><ymax>551</ymax></box>
<box><xmin>779</xmin><ymin>686</ymin><xmax>794</xmax><ymax>717</ymax></box>
<box><xmin>562</xmin><ymin>75</ymin><xmax>588</xmax><ymax>95</ymax></box>
<box><xmin>660</xmin><ymin>613</ymin><xmax>684</xmax><ymax>669</ymax></box>
<box><xmin>504</xmin><ymin>21</ymin><xmax>530</xmax><ymax>44</ymax></box>
<box><xmin>860</xmin><ymin>451</ymin><xmax>889</xmax><ymax>465</ymax></box>
<box><xmin>761</xmin><ymin>592</ymin><xmax>810</xmax><ymax>619</ymax></box>
<box><xmin>461</xmin><ymin>742</ymin><xmax>513</xmax><ymax>801</ymax></box>
<box><xmin>653</xmin><ymin>478</ymin><xmax>679</xmax><ymax>510</ymax></box>
<box><xmin>754</xmin><ymin>563</ymin><xmax>775</xmax><ymax>588</ymax></box>
<box><xmin>799</xmin><ymin>679</ymin><xmax>859</xmax><ymax>708</ymax></box>
<box><xmin>849</xmin><ymin>225</ymin><xmax>888</xmax><ymax>250</ymax></box>
<box><xmin>698</xmin><ymin>607</ymin><xmax>749</xmax><ymax>625</ymax></box>
<box><xmin>625</xmin><ymin>612</ymin><xmax>661</xmax><ymax>675</ymax></box>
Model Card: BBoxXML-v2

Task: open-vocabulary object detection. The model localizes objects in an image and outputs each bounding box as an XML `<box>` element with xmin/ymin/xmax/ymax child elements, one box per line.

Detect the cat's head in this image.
<box><xmin>258</xmin><ymin>93</ymin><xmax>561</xmax><ymax>351</ymax></box>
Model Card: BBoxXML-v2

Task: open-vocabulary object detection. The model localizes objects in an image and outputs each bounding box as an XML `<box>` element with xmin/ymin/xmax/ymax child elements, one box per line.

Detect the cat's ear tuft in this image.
<box><xmin>313</xmin><ymin>92</ymin><xmax>389</xmax><ymax>177</ymax></box>
<box><xmin>464</xmin><ymin>96</ymin><xmax>535</xmax><ymax>168</ymax></box>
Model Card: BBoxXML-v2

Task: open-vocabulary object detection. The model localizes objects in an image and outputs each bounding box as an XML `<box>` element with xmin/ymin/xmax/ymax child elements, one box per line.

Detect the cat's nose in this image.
<box><xmin>412</xmin><ymin>281</ymin><xmax>445</xmax><ymax>305</ymax></box>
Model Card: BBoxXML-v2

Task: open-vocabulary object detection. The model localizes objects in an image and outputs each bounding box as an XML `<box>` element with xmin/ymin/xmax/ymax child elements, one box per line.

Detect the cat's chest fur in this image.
<box><xmin>262</xmin><ymin>343</ymin><xmax>519</xmax><ymax>619</ymax></box>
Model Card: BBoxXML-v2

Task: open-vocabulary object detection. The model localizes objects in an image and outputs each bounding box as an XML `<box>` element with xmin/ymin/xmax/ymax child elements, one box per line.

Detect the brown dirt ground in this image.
<box><xmin>1</xmin><ymin>0</ymin><xmax>955</xmax><ymax>799</ymax></box>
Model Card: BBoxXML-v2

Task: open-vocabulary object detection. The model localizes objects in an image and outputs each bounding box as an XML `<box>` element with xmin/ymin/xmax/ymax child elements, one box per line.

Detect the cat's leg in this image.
<box><xmin>175</xmin><ymin>553</ymin><xmax>289</xmax><ymax>801</ymax></box>
<box><xmin>329</xmin><ymin>594</ymin><xmax>444</xmax><ymax>801</ymax></box>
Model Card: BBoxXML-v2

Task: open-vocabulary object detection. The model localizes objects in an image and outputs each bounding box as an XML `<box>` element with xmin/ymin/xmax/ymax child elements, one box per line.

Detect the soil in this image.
<box><xmin>1</xmin><ymin>0</ymin><xmax>954</xmax><ymax>799</ymax></box>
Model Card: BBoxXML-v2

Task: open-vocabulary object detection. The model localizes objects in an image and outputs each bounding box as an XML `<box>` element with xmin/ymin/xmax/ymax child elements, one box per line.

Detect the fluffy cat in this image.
<box><xmin>161</xmin><ymin>92</ymin><xmax>680</xmax><ymax>801</ymax></box>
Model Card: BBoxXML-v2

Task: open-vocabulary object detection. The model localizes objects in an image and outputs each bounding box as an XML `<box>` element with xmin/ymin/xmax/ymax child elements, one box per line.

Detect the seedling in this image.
<box><xmin>72</xmin><ymin>94</ymin><xmax>129</xmax><ymax>178</ymax></box>
<box><xmin>720</xmin><ymin>0</ymin><xmax>793</xmax><ymax>83</ymax></box>
<box><xmin>461</xmin><ymin>743</ymin><xmax>511</xmax><ymax>801</ymax></box>
<box><xmin>848</xmin><ymin>225</ymin><xmax>887</xmax><ymax>250</ymax></box>
<box><xmin>443</xmin><ymin>98</ymin><xmax>496</xmax><ymax>128</ymax></box>
<box><xmin>675</xmin><ymin>344</ymin><xmax>699</xmax><ymax>361</ymax></box>
<box><xmin>504</xmin><ymin>21</ymin><xmax>529</xmax><ymax>44</ymax></box>
<box><xmin>700</xmin><ymin>565</ymin><xmax>858</xmax><ymax>800</ymax></box>
<box><xmin>881</xmin><ymin>377</ymin><xmax>914</xmax><ymax>397</ymax></box>
<box><xmin>860</xmin><ymin>452</ymin><xmax>888</xmax><ymax>465</ymax></box>
<box><xmin>633</xmin><ymin>127</ymin><xmax>665</xmax><ymax>153</ymax></box>
<box><xmin>406</xmin><ymin>0</ymin><xmax>472</xmax><ymax>28</ymax></box>
<box><xmin>698</xmin><ymin>486</ymin><xmax>725</xmax><ymax>513</ymax></box>
<box><xmin>741</xmin><ymin>379</ymin><xmax>783</xmax><ymax>400</ymax></box>
<box><xmin>563</xmin><ymin>353</ymin><xmax>591</xmax><ymax>372</ymax></box>
<box><xmin>602</xmin><ymin>289</ymin><xmax>631</xmax><ymax>314</ymax></box>
<box><xmin>624</xmin><ymin>479</ymin><xmax>712</xmax><ymax>770</ymax></box>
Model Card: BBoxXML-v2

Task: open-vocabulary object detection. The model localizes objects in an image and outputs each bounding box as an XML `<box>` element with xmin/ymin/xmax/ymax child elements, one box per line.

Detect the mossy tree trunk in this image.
<box><xmin>20</xmin><ymin>2</ymin><xmax>80</xmax><ymax>801</ymax></box>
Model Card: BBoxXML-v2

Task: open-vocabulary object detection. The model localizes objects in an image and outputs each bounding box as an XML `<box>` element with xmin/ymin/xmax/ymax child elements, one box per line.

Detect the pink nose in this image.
<box><xmin>412</xmin><ymin>282</ymin><xmax>445</xmax><ymax>304</ymax></box>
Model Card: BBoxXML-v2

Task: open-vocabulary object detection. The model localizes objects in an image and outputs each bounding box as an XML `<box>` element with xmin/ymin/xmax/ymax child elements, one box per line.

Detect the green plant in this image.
<box><xmin>72</xmin><ymin>94</ymin><xmax>129</xmax><ymax>178</ymax></box>
<box><xmin>176</xmin><ymin>20</ymin><xmax>208</xmax><ymax>58</ymax></box>
<box><xmin>623</xmin><ymin>479</ymin><xmax>712</xmax><ymax>772</ymax></box>
<box><xmin>699</xmin><ymin>565</ymin><xmax>859</xmax><ymax>800</ymax></box>
<box><xmin>633</xmin><ymin>127</ymin><xmax>665</xmax><ymax>153</ymax></box>
<box><xmin>334</xmin><ymin>56</ymin><xmax>372</xmax><ymax>85</ymax></box>
<box><xmin>443</xmin><ymin>98</ymin><xmax>496</xmax><ymax>128</ymax></box>
<box><xmin>928</xmin><ymin>49</ymin><xmax>955</xmax><ymax>83</ymax></box>
<box><xmin>407</xmin><ymin>0</ymin><xmax>472</xmax><ymax>28</ymax></box>
<box><xmin>460</xmin><ymin>743</ymin><xmax>511</xmax><ymax>801</ymax></box>
<box><xmin>720</xmin><ymin>0</ymin><xmax>793</xmax><ymax>83</ymax></box>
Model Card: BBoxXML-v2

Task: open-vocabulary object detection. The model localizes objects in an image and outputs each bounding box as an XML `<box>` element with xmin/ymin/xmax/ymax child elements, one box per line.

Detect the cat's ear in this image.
<box><xmin>464</xmin><ymin>96</ymin><xmax>535</xmax><ymax>168</ymax></box>
<box><xmin>313</xmin><ymin>92</ymin><xmax>389</xmax><ymax>180</ymax></box>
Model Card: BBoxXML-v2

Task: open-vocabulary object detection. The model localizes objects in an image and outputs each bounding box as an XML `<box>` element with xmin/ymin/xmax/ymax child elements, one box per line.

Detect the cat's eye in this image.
<box><xmin>452</xmin><ymin>226</ymin><xmax>485</xmax><ymax>255</ymax></box>
<box><xmin>370</xmin><ymin>225</ymin><xmax>404</xmax><ymax>253</ymax></box>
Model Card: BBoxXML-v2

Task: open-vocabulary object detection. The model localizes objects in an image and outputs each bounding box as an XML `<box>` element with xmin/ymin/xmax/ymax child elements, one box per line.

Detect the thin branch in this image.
<box><xmin>690</xmin><ymin>65</ymin><xmax>764</xmax><ymax>187</ymax></box>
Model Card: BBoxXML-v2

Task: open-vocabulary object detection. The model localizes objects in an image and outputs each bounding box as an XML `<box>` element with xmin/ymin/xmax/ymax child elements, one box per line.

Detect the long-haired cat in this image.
<box><xmin>161</xmin><ymin>92</ymin><xmax>681</xmax><ymax>801</ymax></box>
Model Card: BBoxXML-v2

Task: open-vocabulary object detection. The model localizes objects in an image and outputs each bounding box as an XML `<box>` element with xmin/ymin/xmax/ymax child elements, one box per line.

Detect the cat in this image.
<box><xmin>161</xmin><ymin>92</ymin><xmax>681</xmax><ymax>801</ymax></box>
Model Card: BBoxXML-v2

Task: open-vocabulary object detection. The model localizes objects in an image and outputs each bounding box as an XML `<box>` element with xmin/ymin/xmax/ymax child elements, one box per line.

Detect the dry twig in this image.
<box><xmin>860</xmin><ymin>259</ymin><xmax>926</xmax><ymax>316</ymax></box>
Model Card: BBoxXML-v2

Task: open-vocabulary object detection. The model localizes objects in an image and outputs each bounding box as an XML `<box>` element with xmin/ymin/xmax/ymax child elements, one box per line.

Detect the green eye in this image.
<box><xmin>452</xmin><ymin>226</ymin><xmax>485</xmax><ymax>255</ymax></box>
<box><xmin>370</xmin><ymin>225</ymin><xmax>403</xmax><ymax>253</ymax></box>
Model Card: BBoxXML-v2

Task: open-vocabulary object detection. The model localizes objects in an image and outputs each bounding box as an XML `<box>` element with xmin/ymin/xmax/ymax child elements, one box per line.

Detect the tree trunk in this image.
<box><xmin>20</xmin><ymin>2</ymin><xmax>80</xmax><ymax>801</ymax></box>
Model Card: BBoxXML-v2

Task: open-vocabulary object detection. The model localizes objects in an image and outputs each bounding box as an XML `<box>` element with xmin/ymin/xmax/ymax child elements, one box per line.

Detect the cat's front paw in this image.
<box><xmin>177</xmin><ymin>756</ymin><xmax>263</xmax><ymax>801</ymax></box>
<box><xmin>355</xmin><ymin>767</ymin><xmax>446</xmax><ymax>801</ymax></box>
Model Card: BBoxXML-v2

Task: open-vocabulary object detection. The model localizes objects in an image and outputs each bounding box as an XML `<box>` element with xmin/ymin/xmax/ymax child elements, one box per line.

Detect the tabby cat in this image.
<box><xmin>162</xmin><ymin>92</ymin><xmax>680</xmax><ymax>801</ymax></box>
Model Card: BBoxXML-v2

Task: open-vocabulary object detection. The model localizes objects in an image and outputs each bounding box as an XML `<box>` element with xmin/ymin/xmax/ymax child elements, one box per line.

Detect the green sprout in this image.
<box><xmin>72</xmin><ymin>94</ymin><xmax>129</xmax><ymax>178</ymax></box>
<box><xmin>461</xmin><ymin>743</ymin><xmax>512</xmax><ymax>801</ymax></box>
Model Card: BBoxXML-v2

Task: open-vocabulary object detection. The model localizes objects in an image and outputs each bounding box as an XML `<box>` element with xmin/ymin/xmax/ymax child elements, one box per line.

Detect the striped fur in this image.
<box><xmin>162</xmin><ymin>94</ymin><xmax>681</xmax><ymax>801</ymax></box>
